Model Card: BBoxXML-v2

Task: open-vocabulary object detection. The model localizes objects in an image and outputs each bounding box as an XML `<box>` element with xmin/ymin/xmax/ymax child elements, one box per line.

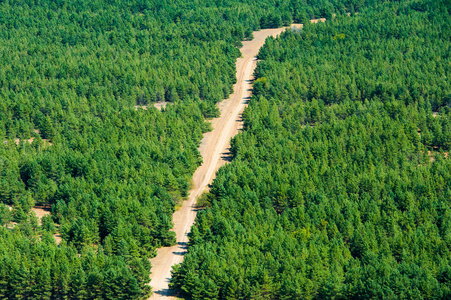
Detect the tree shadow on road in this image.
<box><xmin>221</xmin><ymin>147</ymin><xmax>234</xmax><ymax>162</ymax></box>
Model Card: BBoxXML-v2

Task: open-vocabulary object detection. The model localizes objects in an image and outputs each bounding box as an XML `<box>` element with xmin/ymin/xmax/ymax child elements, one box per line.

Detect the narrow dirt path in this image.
<box><xmin>148</xmin><ymin>21</ymin><xmax>320</xmax><ymax>299</ymax></box>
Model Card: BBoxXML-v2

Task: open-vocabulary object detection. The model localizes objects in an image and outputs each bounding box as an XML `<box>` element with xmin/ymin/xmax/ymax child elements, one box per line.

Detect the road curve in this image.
<box><xmin>148</xmin><ymin>22</ymin><xmax>314</xmax><ymax>299</ymax></box>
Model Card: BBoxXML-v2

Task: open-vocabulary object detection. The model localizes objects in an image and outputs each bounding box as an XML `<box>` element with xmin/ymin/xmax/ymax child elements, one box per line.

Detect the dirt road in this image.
<box><xmin>148</xmin><ymin>22</ymin><xmax>313</xmax><ymax>299</ymax></box>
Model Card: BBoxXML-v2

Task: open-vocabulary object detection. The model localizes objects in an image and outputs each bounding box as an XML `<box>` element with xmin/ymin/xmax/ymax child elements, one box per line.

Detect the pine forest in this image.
<box><xmin>0</xmin><ymin>0</ymin><xmax>450</xmax><ymax>299</ymax></box>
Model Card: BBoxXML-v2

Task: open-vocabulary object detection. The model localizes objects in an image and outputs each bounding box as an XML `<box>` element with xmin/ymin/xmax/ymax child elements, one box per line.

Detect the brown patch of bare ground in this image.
<box><xmin>427</xmin><ymin>149</ymin><xmax>449</xmax><ymax>163</ymax></box>
<box><xmin>6</xmin><ymin>205</ymin><xmax>62</xmax><ymax>244</ymax></box>
<box><xmin>32</xmin><ymin>206</ymin><xmax>51</xmax><ymax>225</ymax></box>
<box><xmin>311</xmin><ymin>18</ymin><xmax>326</xmax><ymax>23</ymax></box>
<box><xmin>135</xmin><ymin>102</ymin><xmax>171</xmax><ymax>111</ymax></box>
<box><xmin>3</xmin><ymin>129</ymin><xmax>52</xmax><ymax>146</ymax></box>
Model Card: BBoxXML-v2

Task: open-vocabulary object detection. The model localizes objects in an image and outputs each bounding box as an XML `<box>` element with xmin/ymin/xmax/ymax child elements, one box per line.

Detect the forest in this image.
<box><xmin>171</xmin><ymin>0</ymin><xmax>451</xmax><ymax>299</ymax></box>
<box><xmin>0</xmin><ymin>0</ymin><xmax>377</xmax><ymax>298</ymax></box>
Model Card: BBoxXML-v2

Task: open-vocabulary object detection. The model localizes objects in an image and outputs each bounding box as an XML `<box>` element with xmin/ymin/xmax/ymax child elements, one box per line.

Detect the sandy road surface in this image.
<box><xmin>148</xmin><ymin>22</ymin><xmax>317</xmax><ymax>299</ymax></box>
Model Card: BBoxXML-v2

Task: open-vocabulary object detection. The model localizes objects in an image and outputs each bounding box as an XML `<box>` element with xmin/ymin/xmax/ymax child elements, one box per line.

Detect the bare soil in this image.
<box><xmin>6</xmin><ymin>205</ymin><xmax>61</xmax><ymax>244</ymax></box>
<box><xmin>427</xmin><ymin>150</ymin><xmax>449</xmax><ymax>162</ymax></box>
<box><xmin>135</xmin><ymin>102</ymin><xmax>171</xmax><ymax>111</ymax></box>
<box><xmin>32</xmin><ymin>207</ymin><xmax>51</xmax><ymax>225</ymax></box>
<box><xmin>3</xmin><ymin>129</ymin><xmax>52</xmax><ymax>146</ymax></box>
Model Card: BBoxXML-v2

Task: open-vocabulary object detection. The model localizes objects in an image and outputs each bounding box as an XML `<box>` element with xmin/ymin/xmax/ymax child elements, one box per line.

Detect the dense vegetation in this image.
<box><xmin>0</xmin><ymin>0</ymin><xmax>375</xmax><ymax>298</ymax></box>
<box><xmin>171</xmin><ymin>0</ymin><xmax>451</xmax><ymax>299</ymax></box>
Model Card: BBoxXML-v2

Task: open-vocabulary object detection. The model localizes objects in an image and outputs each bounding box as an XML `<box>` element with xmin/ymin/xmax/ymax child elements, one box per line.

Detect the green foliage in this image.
<box><xmin>172</xmin><ymin>1</ymin><xmax>451</xmax><ymax>299</ymax></box>
<box><xmin>0</xmin><ymin>204</ymin><xmax>12</xmax><ymax>226</ymax></box>
<box><xmin>0</xmin><ymin>0</ymin><xmax>370</xmax><ymax>297</ymax></box>
<box><xmin>0</xmin><ymin>227</ymin><xmax>151</xmax><ymax>299</ymax></box>
<box><xmin>196</xmin><ymin>192</ymin><xmax>215</xmax><ymax>208</ymax></box>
